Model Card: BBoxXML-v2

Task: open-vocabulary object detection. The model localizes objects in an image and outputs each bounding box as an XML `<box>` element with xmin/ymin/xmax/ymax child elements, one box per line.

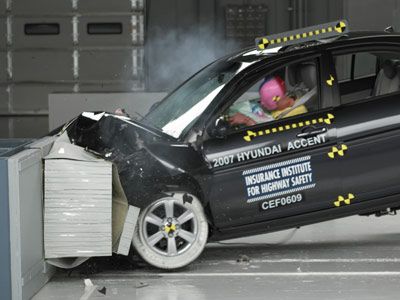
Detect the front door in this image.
<box><xmin>202</xmin><ymin>57</ymin><xmax>342</xmax><ymax>228</ymax></box>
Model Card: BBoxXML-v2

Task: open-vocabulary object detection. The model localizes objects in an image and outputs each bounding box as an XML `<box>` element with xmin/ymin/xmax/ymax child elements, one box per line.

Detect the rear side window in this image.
<box><xmin>335</xmin><ymin>52</ymin><xmax>377</xmax><ymax>82</ymax></box>
<box><xmin>354</xmin><ymin>52</ymin><xmax>377</xmax><ymax>79</ymax></box>
<box><xmin>334</xmin><ymin>51</ymin><xmax>400</xmax><ymax>105</ymax></box>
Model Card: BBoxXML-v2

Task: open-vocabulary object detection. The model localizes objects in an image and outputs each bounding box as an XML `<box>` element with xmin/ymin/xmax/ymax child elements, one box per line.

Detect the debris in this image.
<box><xmin>236</xmin><ymin>254</ymin><xmax>250</xmax><ymax>263</ymax></box>
<box><xmin>116</xmin><ymin>206</ymin><xmax>140</xmax><ymax>255</ymax></box>
<box><xmin>98</xmin><ymin>287</ymin><xmax>107</xmax><ymax>295</ymax></box>
<box><xmin>136</xmin><ymin>282</ymin><xmax>149</xmax><ymax>289</ymax></box>
<box><xmin>84</xmin><ymin>279</ymin><xmax>93</xmax><ymax>287</ymax></box>
<box><xmin>80</xmin><ymin>279</ymin><xmax>98</xmax><ymax>300</ymax></box>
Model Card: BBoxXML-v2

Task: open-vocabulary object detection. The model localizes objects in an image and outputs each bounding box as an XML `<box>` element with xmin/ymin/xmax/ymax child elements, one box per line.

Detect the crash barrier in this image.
<box><xmin>43</xmin><ymin>140</ymin><xmax>139</xmax><ymax>260</ymax></box>
<box><xmin>0</xmin><ymin>137</ymin><xmax>57</xmax><ymax>300</ymax></box>
<box><xmin>1</xmin><ymin>134</ymin><xmax>141</xmax><ymax>299</ymax></box>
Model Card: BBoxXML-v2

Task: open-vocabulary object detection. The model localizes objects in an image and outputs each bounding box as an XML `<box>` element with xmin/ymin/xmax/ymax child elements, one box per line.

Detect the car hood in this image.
<box><xmin>62</xmin><ymin>111</ymin><xmax>204</xmax><ymax>175</ymax></box>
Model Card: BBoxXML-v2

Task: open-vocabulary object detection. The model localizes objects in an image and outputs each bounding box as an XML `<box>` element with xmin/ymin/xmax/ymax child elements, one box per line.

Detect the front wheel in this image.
<box><xmin>132</xmin><ymin>192</ymin><xmax>208</xmax><ymax>269</ymax></box>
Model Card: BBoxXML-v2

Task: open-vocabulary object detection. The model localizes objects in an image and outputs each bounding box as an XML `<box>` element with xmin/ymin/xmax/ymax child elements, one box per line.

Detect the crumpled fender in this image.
<box><xmin>61</xmin><ymin>112</ymin><xmax>205</xmax><ymax>208</ymax></box>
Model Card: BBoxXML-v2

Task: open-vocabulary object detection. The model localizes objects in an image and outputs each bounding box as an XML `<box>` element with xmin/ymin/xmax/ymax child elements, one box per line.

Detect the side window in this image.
<box><xmin>335</xmin><ymin>53</ymin><xmax>377</xmax><ymax>83</ymax></box>
<box><xmin>354</xmin><ymin>52</ymin><xmax>377</xmax><ymax>79</ymax></box>
<box><xmin>334</xmin><ymin>51</ymin><xmax>400</xmax><ymax>105</ymax></box>
<box><xmin>224</xmin><ymin>59</ymin><xmax>320</xmax><ymax>129</ymax></box>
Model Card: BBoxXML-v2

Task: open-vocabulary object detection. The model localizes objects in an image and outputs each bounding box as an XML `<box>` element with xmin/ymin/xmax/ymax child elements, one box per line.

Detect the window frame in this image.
<box><xmin>212</xmin><ymin>55</ymin><xmax>324</xmax><ymax>135</ymax></box>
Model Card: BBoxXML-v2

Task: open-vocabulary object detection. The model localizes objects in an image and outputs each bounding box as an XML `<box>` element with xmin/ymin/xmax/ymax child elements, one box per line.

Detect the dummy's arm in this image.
<box><xmin>228</xmin><ymin>112</ymin><xmax>257</xmax><ymax>126</ymax></box>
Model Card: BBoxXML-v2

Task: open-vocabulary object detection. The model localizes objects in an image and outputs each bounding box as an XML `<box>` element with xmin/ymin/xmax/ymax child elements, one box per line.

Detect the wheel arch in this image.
<box><xmin>163</xmin><ymin>173</ymin><xmax>214</xmax><ymax>223</ymax></box>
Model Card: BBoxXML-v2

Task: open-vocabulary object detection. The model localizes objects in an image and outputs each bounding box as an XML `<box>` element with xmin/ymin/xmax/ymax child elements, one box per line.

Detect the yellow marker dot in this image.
<box><xmin>305</xmin><ymin>120</ymin><xmax>311</xmax><ymax>125</ymax></box>
<box><xmin>302</xmin><ymin>33</ymin><xmax>307</xmax><ymax>38</ymax></box>
<box><xmin>258</xmin><ymin>131</ymin><xmax>264</xmax><ymax>136</ymax></box>
<box><xmin>285</xmin><ymin>125</ymin><xmax>291</xmax><ymax>130</ymax></box>
<box><xmin>328</xmin><ymin>27</ymin><xmax>333</xmax><ymax>32</ymax></box>
<box><xmin>283</xmin><ymin>37</ymin><xmax>288</xmax><ymax>42</ymax></box>
<box><xmin>298</xmin><ymin>122</ymin><xmax>304</xmax><ymax>127</ymax></box>
<box><xmin>318</xmin><ymin>118</ymin><xmax>324</xmax><ymax>123</ymax></box>
<box><xmin>312</xmin><ymin>119</ymin><xmax>317</xmax><ymax>124</ymax></box>
<box><xmin>278</xmin><ymin>126</ymin><xmax>284</xmax><ymax>131</ymax></box>
<box><xmin>321</xmin><ymin>28</ymin><xmax>326</xmax><ymax>33</ymax></box>
<box><xmin>309</xmin><ymin>31</ymin><xmax>313</xmax><ymax>36</ymax></box>
<box><xmin>290</xmin><ymin>35</ymin><xmax>294</xmax><ymax>40</ymax></box>
<box><xmin>315</xmin><ymin>30</ymin><xmax>320</xmax><ymax>35</ymax></box>
<box><xmin>292</xmin><ymin>123</ymin><xmax>297</xmax><ymax>128</ymax></box>
<box><xmin>296</xmin><ymin>34</ymin><xmax>301</xmax><ymax>39</ymax></box>
<box><xmin>272</xmin><ymin>128</ymin><xmax>277</xmax><ymax>133</ymax></box>
<box><xmin>265</xmin><ymin>129</ymin><xmax>271</xmax><ymax>134</ymax></box>
<box><xmin>270</xmin><ymin>40</ymin><xmax>275</xmax><ymax>45</ymax></box>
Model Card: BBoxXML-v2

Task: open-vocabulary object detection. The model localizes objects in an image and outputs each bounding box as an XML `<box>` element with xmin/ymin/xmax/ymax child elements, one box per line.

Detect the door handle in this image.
<box><xmin>297</xmin><ymin>127</ymin><xmax>327</xmax><ymax>138</ymax></box>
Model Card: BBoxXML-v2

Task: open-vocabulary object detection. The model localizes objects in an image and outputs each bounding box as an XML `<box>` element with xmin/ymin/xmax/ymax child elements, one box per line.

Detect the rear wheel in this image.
<box><xmin>132</xmin><ymin>192</ymin><xmax>208</xmax><ymax>269</ymax></box>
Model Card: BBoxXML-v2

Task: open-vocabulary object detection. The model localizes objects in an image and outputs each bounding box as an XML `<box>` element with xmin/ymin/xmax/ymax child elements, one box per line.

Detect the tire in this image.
<box><xmin>132</xmin><ymin>192</ymin><xmax>209</xmax><ymax>269</ymax></box>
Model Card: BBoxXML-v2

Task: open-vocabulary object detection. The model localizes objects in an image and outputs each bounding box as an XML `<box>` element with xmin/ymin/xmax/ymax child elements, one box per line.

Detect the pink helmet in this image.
<box><xmin>259</xmin><ymin>76</ymin><xmax>286</xmax><ymax>111</ymax></box>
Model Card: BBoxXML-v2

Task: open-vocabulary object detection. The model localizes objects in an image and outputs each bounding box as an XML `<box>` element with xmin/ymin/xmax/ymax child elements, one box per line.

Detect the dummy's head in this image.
<box><xmin>259</xmin><ymin>76</ymin><xmax>286</xmax><ymax>111</ymax></box>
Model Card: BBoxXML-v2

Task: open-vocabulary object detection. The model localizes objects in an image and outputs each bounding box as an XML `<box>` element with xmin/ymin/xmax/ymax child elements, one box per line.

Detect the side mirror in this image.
<box><xmin>210</xmin><ymin>117</ymin><xmax>229</xmax><ymax>139</ymax></box>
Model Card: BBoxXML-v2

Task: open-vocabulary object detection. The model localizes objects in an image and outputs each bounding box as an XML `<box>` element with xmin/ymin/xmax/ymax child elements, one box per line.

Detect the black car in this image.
<box><xmin>58</xmin><ymin>21</ymin><xmax>400</xmax><ymax>269</ymax></box>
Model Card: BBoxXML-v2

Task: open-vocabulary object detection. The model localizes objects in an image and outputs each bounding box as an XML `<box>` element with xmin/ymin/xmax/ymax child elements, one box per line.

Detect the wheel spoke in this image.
<box><xmin>177</xmin><ymin>210</ymin><xmax>194</xmax><ymax>225</ymax></box>
<box><xmin>167</xmin><ymin>237</ymin><xmax>178</xmax><ymax>256</ymax></box>
<box><xmin>164</xmin><ymin>201</ymin><xmax>174</xmax><ymax>218</ymax></box>
<box><xmin>147</xmin><ymin>231</ymin><xmax>164</xmax><ymax>246</ymax></box>
<box><xmin>178</xmin><ymin>229</ymin><xmax>196</xmax><ymax>243</ymax></box>
<box><xmin>145</xmin><ymin>213</ymin><xmax>163</xmax><ymax>227</ymax></box>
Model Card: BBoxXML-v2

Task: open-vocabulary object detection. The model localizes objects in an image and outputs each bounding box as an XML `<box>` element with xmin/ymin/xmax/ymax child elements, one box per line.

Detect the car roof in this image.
<box><xmin>230</xmin><ymin>31</ymin><xmax>400</xmax><ymax>64</ymax></box>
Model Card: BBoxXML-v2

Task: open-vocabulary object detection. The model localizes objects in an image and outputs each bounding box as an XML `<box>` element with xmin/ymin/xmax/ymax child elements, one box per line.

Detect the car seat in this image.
<box><xmin>373</xmin><ymin>59</ymin><xmax>400</xmax><ymax>96</ymax></box>
<box><xmin>277</xmin><ymin>62</ymin><xmax>318</xmax><ymax>119</ymax></box>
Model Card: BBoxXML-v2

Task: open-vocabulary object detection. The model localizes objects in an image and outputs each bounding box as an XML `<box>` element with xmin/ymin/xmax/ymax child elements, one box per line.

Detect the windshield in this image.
<box><xmin>143</xmin><ymin>58</ymin><xmax>255</xmax><ymax>138</ymax></box>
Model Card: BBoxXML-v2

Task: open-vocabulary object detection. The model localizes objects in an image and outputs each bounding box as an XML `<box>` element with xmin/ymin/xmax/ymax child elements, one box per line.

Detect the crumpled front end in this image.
<box><xmin>61</xmin><ymin>112</ymin><xmax>204</xmax><ymax>208</ymax></box>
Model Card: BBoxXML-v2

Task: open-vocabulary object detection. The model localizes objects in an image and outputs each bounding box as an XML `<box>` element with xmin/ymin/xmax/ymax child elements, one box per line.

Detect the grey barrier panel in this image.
<box><xmin>8</xmin><ymin>140</ymin><xmax>56</xmax><ymax>300</ymax></box>
<box><xmin>0</xmin><ymin>158</ymin><xmax>11</xmax><ymax>300</ymax></box>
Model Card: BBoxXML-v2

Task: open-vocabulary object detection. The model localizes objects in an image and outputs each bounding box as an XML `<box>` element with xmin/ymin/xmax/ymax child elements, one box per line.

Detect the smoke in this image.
<box><xmin>146</xmin><ymin>26</ymin><xmax>242</xmax><ymax>92</ymax></box>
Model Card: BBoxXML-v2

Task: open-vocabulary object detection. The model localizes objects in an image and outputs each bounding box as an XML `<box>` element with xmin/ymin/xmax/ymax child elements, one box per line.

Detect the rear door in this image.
<box><xmin>202</xmin><ymin>54</ymin><xmax>342</xmax><ymax>229</ymax></box>
<box><xmin>330</xmin><ymin>47</ymin><xmax>400</xmax><ymax>206</ymax></box>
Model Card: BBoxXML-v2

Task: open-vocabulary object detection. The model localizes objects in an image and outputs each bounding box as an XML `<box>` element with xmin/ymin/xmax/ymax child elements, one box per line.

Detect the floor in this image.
<box><xmin>33</xmin><ymin>214</ymin><xmax>400</xmax><ymax>300</ymax></box>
